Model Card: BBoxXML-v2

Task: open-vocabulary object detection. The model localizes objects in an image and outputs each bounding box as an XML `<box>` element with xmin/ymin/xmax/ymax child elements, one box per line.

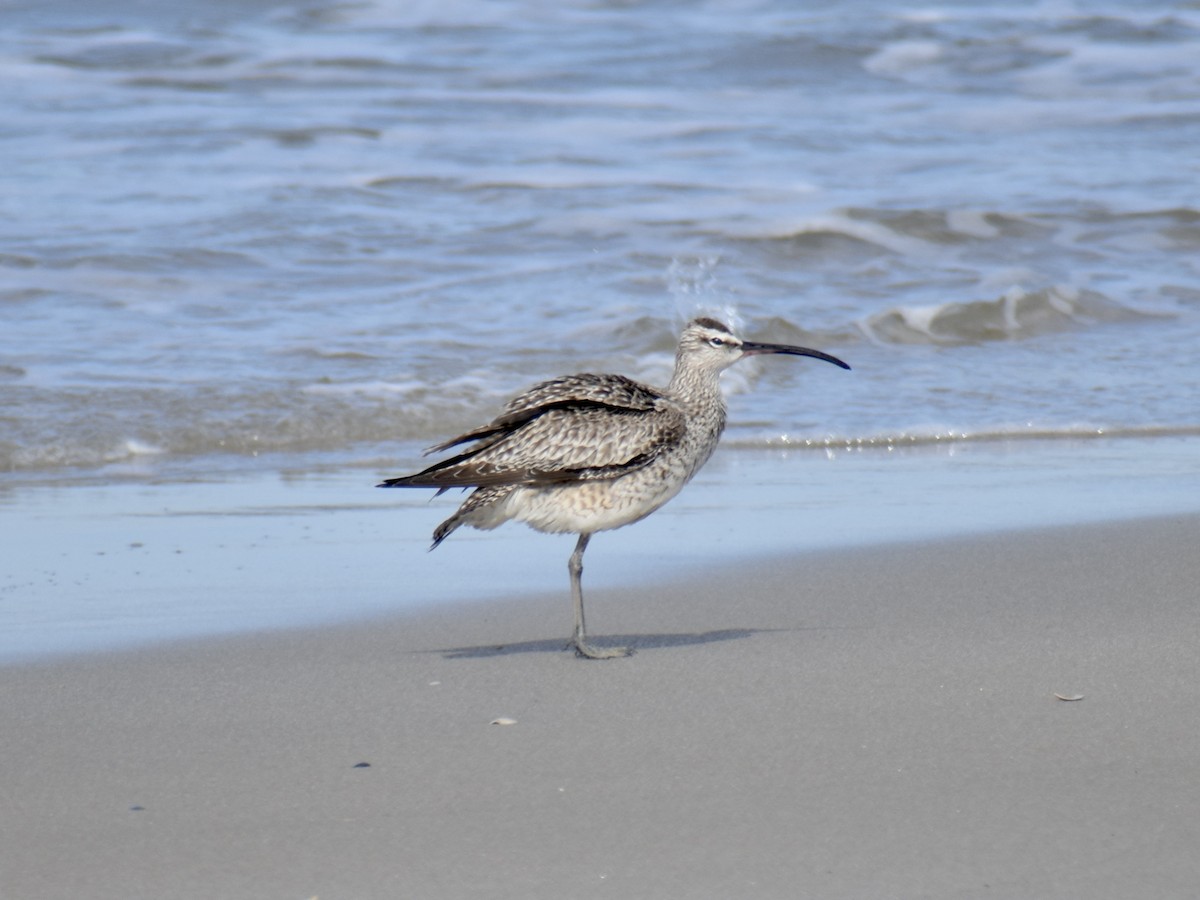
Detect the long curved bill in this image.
<box><xmin>740</xmin><ymin>340</ymin><xmax>851</xmax><ymax>370</ymax></box>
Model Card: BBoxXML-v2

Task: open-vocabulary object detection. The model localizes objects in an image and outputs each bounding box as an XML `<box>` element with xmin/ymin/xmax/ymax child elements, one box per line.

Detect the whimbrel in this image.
<box><xmin>378</xmin><ymin>317</ymin><xmax>850</xmax><ymax>659</ymax></box>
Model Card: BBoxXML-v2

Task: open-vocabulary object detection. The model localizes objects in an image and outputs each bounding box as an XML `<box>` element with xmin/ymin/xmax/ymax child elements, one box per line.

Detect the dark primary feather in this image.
<box><xmin>378</xmin><ymin>373</ymin><xmax>684</xmax><ymax>491</ymax></box>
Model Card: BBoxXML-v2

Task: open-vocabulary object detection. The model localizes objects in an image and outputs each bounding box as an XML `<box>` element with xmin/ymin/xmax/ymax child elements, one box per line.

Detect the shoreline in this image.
<box><xmin>5</xmin><ymin>434</ymin><xmax>1199</xmax><ymax>664</ymax></box>
<box><xmin>4</xmin><ymin>513</ymin><xmax>1200</xmax><ymax>898</ymax></box>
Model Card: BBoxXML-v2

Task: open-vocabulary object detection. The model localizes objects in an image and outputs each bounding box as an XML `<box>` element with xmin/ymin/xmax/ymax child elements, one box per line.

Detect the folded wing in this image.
<box><xmin>378</xmin><ymin>374</ymin><xmax>684</xmax><ymax>490</ymax></box>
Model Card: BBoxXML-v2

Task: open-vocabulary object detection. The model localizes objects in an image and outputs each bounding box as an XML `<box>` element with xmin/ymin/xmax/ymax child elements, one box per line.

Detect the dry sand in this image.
<box><xmin>3</xmin><ymin>514</ymin><xmax>1199</xmax><ymax>899</ymax></box>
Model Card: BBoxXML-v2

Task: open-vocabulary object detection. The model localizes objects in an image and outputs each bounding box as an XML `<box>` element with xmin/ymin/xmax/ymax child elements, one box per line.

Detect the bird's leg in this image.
<box><xmin>568</xmin><ymin>533</ymin><xmax>630</xmax><ymax>660</ymax></box>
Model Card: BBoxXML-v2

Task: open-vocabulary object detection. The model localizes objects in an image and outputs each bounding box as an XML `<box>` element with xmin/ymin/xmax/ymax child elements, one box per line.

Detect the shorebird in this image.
<box><xmin>378</xmin><ymin>317</ymin><xmax>850</xmax><ymax>659</ymax></box>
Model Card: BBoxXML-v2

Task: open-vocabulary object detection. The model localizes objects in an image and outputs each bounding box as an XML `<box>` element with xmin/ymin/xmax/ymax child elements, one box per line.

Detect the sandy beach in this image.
<box><xmin>3</xmin><ymin>512</ymin><xmax>1199</xmax><ymax>899</ymax></box>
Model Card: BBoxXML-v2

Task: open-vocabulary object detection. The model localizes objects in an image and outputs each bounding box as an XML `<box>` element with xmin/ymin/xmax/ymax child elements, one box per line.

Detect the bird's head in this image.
<box><xmin>677</xmin><ymin>317</ymin><xmax>851</xmax><ymax>374</ymax></box>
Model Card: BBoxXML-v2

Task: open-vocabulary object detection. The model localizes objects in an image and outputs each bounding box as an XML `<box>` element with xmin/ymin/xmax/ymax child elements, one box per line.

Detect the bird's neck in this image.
<box><xmin>667</xmin><ymin>365</ymin><xmax>728</xmax><ymax>476</ymax></box>
<box><xmin>667</xmin><ymin>365</ymin><xmax>727</xmax><ymax>417</ymax></box>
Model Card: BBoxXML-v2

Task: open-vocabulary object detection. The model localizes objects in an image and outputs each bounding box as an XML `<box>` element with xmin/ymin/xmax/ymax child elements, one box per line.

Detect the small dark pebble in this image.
<box><xmin>130</xmin><ymin>805</ymin><xmax>145</xmax><ymax>811</ymax></box>
<box><xmin>353</xmin><ymin>762</ymin><xmax>371</xmax><ymax>768</ymax></box>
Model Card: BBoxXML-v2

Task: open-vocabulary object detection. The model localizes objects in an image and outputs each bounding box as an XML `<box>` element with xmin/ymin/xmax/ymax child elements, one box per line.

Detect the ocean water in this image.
<box><xmin>3</xmin><ymin>0</ymin><xmax>1200</xmax><ymax>658</ymax></box>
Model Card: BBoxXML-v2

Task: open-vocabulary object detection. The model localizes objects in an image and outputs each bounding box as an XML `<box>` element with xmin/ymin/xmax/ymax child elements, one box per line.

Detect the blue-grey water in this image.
<box><xmin>3</xmin><ymin>0</ymin><xmax>1200</xmax><ymax>659</ymax></box>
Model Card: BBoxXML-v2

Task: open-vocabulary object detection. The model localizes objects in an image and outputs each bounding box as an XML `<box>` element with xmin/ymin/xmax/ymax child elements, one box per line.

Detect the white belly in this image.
<box><xmin>504</xmin><ymin>472</ymin><xmax>691</xmax><ymax>535</ymax></box>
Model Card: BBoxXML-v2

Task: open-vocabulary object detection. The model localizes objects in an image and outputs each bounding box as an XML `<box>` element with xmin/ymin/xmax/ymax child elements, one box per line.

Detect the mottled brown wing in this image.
<box><xmin>379</xmin><ymin>374</ymin><xmax>683</xmax><ymax>489</ymax></box>
<box><xmin>424</xmin><ymin>374</ymin><xmax>664</xmax><ymax>454</ymax></box>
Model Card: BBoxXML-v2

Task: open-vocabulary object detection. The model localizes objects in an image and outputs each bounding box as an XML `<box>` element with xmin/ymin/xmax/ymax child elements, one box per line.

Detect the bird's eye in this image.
<box><xmin>708</xmin><ymin>337</ymin><xmax>725</xmax><ymax>348</ymax></box>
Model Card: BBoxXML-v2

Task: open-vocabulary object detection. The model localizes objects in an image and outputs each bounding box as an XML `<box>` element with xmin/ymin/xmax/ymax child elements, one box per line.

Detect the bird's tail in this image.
<box><xmin>429</xmin><ymin>515</ymin><xmax>460</xmax><ymax>551</ymax></box>
<box><xmin>427</xmin><ymin>485</ymin><xmax>514</xmax><ymax>551</ymax></box>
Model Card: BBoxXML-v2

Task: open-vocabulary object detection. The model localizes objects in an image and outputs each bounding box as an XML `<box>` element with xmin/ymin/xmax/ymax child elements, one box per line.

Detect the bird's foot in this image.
<box><xmin>572</xmin><ymin>638</ymin><xmax>632</xmax><ymax>660</ymax></box>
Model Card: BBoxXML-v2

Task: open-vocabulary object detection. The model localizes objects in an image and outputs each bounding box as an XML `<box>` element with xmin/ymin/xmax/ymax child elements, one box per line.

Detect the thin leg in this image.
<box><xmin>568</xmin><ymin>533</ymin><xmax>630</xmax><ymax>659</ymax></box>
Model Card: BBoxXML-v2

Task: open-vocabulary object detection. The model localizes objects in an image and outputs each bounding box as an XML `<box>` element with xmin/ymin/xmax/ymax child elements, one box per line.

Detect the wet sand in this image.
<box><xmin>3</xmin><ymin>513</ymin><xmax>1199</xmax><ymax>899</ymax></box>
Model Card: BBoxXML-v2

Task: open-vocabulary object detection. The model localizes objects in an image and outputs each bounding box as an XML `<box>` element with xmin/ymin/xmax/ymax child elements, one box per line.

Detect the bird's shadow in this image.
<box><xmin>433</xmin><ymin>627</ymin><xmax>778</xmax><ymax>659</ymax></box>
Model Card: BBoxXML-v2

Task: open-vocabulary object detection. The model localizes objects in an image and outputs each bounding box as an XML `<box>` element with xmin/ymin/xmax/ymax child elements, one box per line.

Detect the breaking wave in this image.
<box><xmin>860</xmin><ymin>285</ymin><xmax>1162</xmax><ymax>346</ymax></box>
